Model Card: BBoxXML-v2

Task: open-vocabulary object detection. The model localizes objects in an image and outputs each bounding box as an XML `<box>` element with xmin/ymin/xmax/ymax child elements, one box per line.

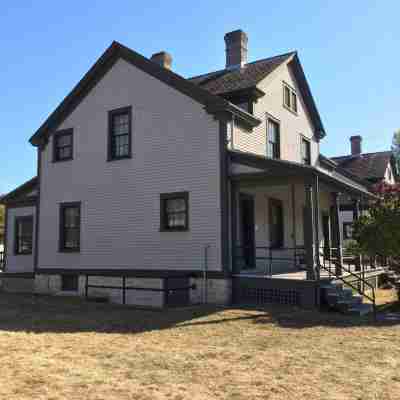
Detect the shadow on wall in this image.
<box><xmin>0</xmin><ymin>292</ymin><xmax>398</xmax><ymax>335</ymax></box>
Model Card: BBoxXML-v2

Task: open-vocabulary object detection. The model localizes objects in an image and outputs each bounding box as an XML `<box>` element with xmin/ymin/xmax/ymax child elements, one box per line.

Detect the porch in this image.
<box><xmin>228</xmin><ymin>150</ymin><xmax>381</xmax><ymax>310</ymax></box>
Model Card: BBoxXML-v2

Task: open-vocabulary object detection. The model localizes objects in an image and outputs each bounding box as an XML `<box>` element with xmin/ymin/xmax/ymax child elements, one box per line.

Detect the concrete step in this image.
<box><xmin>347</xmin><ymin>303</ymin><xmax>374</xmax><ymax>316</ymax></box>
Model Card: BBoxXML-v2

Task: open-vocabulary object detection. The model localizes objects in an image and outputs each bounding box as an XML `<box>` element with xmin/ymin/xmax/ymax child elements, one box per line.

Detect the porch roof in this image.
<box><xmin>228</xmin><ymin>150</ymin><xmax>376</xmax><ymax>199</ymax></box>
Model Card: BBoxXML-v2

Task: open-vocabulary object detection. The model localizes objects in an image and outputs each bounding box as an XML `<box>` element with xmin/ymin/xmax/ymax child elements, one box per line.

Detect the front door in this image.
<box><xmin>239</xmin><ymin>194</ymin><xmax>255</xmax><ymax>269</ymax></box>
<box><xmin>322</xmin><ymin>214</ymin><xmax>331</xmax><ymax>259</ymax></box>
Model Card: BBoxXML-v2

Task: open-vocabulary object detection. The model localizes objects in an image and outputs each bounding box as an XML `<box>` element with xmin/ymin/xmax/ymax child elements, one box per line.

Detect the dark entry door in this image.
<box><xmin>322</xmin><ymin>214</ymin><xmax>330</xmax><ymax>258</ymax></box>
<box><xmin>239</xmin><ymin>194</ymin><xmax>255</xmax><ymax>269</ymax></box>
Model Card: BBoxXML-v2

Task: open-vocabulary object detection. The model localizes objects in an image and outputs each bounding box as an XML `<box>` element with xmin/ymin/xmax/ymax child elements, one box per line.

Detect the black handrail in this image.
<box><xmin>234</xmin><ymin>246</ymin><xmax>305</xmax><ymax>276</ymax></box>
<box><xmin>0</xmin><ymin>251</ymin><xmax>4</xmax><ymax>270</ymax></box>
<box><xmin>319</xmin><ymin>248</ymin><xmax>376</xmax><ymax>320</ymax></box>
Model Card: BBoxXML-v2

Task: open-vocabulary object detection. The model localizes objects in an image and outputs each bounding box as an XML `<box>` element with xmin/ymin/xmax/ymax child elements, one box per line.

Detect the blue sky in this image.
<box><xmin>1</xmin><ymin>1</ymin><xmax>399</xmax><ymax>194</ymax></box>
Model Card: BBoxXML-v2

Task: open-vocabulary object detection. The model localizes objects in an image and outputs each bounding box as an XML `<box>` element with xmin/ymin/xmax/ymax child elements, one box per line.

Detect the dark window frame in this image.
<box><xmin>53</xmin><ymin>128</ymin><xmax>74</xmax><ymax>162</ymax></box>
<box><xmin>107</xmin><ymin>106</ymin><xmax>132</xmax><ymax>161</ymax></box>
<box><xmin>283</xmin><ymin>82</ymin><xmax>298</xmax><ymax>114</ymax></box>
<box><xmin>61</xmin><ymin>275</ymin><xmax>79</xmax><ymax>292</ymax></box>
<box><xmin>14</xmin><ymin>215</ymin><xmax>34</xmax><ymax>255</ymax></box>
<box><xmin>268</xmin><ymin>198</ymin><xmax>284</xmax><ymax>249</ymax></box>
<box><xmin>266</xmin><ymin>116</ymin><xmax>281</xmax><ymax>159</ymax></box>
<box><xmin>59</xmin><ymin>202</ymin><xmax>81</xmax><ymax>253</ymax></box>
<box><xmin>301</xmin><ymin>136</ymin><xmax>311</xmax><ymax>165</ymax></box>
<box><xmin>343</xmin><ymin>222</ymin><xmax>353</xmax><ymax>240</ymax></box>
<box><xmin>160</xmin><ymin>192</ymin><xmax>189</xmax><ymax>232</ymax></box>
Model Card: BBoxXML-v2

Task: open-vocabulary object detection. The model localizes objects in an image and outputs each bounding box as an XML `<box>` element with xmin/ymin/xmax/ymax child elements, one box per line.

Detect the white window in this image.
<box><xmin>227</xmin><ymin>120</ymin><xmax>234</xmax><ymax>150</ymax></box>
<box><xmin>283</xmin><ymin>82</ymin><xmax>298</xmax><ymax>114</ymax></box>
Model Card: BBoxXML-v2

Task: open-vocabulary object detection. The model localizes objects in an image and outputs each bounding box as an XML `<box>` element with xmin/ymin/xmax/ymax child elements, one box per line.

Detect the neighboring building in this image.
<box><xmin>331</xmin><ymin>136</ymin><xmax>398</xmax><ymax>243</ymax></box>
<box><xmin>1</xmin><ymin>30</ymin><xmax>376</xmax><ymax>308</ymax></box>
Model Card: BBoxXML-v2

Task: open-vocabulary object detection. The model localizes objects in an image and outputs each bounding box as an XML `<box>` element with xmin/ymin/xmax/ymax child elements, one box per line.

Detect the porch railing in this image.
<box><xmin>233</xmin><ymin>246</ymin><xmax>305</xmax><ymax>276</ymax></box>
<box><xmin>319</xmin><ymin>247</ymin><xmax>377</xmax><ymax>319</ymax></box>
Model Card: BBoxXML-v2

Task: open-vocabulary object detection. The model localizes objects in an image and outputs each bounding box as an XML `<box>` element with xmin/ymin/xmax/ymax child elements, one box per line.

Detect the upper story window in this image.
<box><xmin>108</xmin><ymin>106</ymin><xmax>132</xmax><ymax>161</ymax></box>
<box><xmin>283</xmin><ymin>82</ymin><xmax>297</xmax><ymax>114</ymax></box>
<box><xmin>301</xmin><ymin>137</ymin><xmax>311</xmax><ymax>165</ymax></box>
<box><xmin>53</xmin><ymin>129</ymin><xmax>73</xmax><ymax>162</ymax></box>
<box><xmin>59</xmin><ymin>202</ymin><xmax>81</xmax><ymax>252</ymax></box>
<box><xmin>160</xmin><ymin>192</ymin><xmax>189</xmax><ymax>232</ymax></box>
<box><xmin>267</xmin><ymin>118</ymin><xmax>280</xmax><ymax>159</ymax></box>
<box><xmin>14</xmin><ymin>216</ymin><xmax>33</xmax><ymax>255</ymax></box>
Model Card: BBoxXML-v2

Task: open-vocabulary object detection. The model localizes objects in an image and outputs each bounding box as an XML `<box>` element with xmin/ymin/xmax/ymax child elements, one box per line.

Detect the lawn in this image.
<box><xmin>0</xmin><ymin>292</ymin><xmax>399</xmax><ymax>400</ymax></box>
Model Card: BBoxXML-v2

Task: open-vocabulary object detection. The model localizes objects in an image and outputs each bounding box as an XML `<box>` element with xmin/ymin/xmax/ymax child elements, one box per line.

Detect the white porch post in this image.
<box><xmin>331</xmin><ymin>192</ymin><xmax>343</xmax><ymax>276</ymax></box>
<box><xmin>304</xmin><ymin>181</ymin><xmax>317</xmax><ymax>280</ymax></box>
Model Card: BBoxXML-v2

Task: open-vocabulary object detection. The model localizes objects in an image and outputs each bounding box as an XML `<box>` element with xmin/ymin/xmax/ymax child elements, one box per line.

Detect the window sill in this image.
<box><xmin>52</xmin><ymin>157</ymin><xmax>73</xmax><ymax>163</ymax></box>
<box><xmin>58</xmin><ymin>249</ymin><xmax>80</xmax><ymax>253</ymax></box>
<box><xmin>283</xmin><ymin>104</ymin><xmax>298</xmax><ymax>116</ymax></box>
<box><xmin>107</xmin><ymin>155</ymin><xmax>132</xmax><ymax>162</ymax></box>
<box><xmin>159</xmin><ymin>227</ymin><xmax>189</xmax><ymax>232</ymax></box>
<box><xmin>15</xmin><ymin>252</ymin><xmax>33</xmax><ymax>256</ymax></box>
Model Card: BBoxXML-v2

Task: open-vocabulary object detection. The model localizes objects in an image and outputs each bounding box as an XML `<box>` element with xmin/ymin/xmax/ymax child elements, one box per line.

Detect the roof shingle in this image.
<box><xmin>188</xmin><ymin>52</ymin><xmax>296</xmax><ymax>95</ymax></box>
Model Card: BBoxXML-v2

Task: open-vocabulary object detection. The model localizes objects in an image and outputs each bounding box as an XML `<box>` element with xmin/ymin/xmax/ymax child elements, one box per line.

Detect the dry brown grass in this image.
<box><xmin>0</xmin><ymin>292</ymin><xmax>399</xmax><ymax>400</ymax></box>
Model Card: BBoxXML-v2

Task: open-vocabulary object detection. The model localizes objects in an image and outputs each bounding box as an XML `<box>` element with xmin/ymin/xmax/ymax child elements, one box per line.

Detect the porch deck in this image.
<box><xmin>236</xmin><ymin>265</ymin><xmax>386</xmax><ymax>280</ymax></box>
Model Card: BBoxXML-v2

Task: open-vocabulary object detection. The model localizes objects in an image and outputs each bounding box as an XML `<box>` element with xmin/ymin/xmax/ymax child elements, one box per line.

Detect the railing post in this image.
<box><xmin>122</xmin><ymin>276</ymin><xmax>126</xmax><ymax>305</ymax></box>
<box><xmin>85</xmin><ymin>275</ymin><xmax>88</xmax><ymax>299</ymax></box>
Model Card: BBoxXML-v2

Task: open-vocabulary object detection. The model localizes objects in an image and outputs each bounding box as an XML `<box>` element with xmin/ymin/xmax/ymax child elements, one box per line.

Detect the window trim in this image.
<box><xmin>160</xmin><ymin>192</ymin><xmax>189</xmax><ymax>232</ymax></box>
<box><xmin>300</xmin><ymin>135</ymin><xmax>311</xmax><ymax>165</ymax></box>
<box><xmin>59</xmin><ymin>202</ymin><xmax>81</xmax><ymax>253</ymax></box>
<box><xmin>266</xmin><ymin>115</ymin><xmax>281</xmax><ymax>159</ymax></box>
<box><xmin>268</xmin><ymin>198</ymin><xmax>284</xmax><ymax>249</ymax></box>
<box><xmin>282</xmin><ymin>81</ymin><xmax>298</xmax><ymax>115</ymax></box>
<box><xmin>53</xmin><ymin>128</ymin><xmax>74</xmax><ymax>163</ymax></box>
<box><xmin>14</xmin><ymin>215</ymin><xmax>34</xmax><ymax>255</ymax></box>
<box><xmin>107</xmin><ymin>106</ymin><xmax>132</xmax><ymax>161</ymax></box>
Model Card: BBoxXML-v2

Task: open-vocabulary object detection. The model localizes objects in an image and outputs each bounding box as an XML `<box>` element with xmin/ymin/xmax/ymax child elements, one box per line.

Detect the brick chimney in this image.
<box><xmin>224</xmin><ymin>29</ymin><xmax>248</xmax><ymax>69</ymax></box>
<box><xmin>350</xmin><ymin>135</ymin><xmax>362</xmax><ymax>156</ymax></box>
<box><xmin>150</xmin><ymin>51</ymin><xmax>172</xmax><ymax>70</ymax></box>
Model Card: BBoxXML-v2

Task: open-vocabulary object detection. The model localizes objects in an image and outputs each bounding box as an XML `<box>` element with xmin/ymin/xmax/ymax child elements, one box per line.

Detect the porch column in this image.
<box><xmin>304</xmin><ymin>181</ymin><xmax>317</xmax><ymax>280</ymax></box>
<box><xmin>352</xmin><ymin>198</ymin><xmax>361</xmax><ymax>271</ymax></box>
<box><xmin>231</xmin><ymin>181</ymin><xmax>239</xmax><ymax>274</ymax></box>
<box><xmin>352</xmin><ymin>198</ymin><xmax>360</xmax><ymax>220</ymax></box>
<box><xmin>331</xmin><ymin>192</ymin><xmax>343</xmax><ymax>276</ymax></box>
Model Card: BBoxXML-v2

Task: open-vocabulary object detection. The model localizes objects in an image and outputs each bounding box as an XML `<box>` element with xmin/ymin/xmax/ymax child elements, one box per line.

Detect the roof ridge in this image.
<box><xmin>332</xmin><ymin>150</ymin><xmax>392</xmax><ymax>159</ymax></box>
<box><xmin>187</xmin><ymin>50</ymin><xmax>296</xmax><ymax>81</ymax></box>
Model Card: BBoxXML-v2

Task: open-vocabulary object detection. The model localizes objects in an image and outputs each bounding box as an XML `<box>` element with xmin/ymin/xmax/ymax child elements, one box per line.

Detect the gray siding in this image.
<box><xmin>6</xmin><ymin>206</ymin><xmax>36</xmax><ymax>273</ymax></box>
<box><xmin>38</xmin><ymin>58</ymin><xmax>222</xmax><ymax>272</ymax></box>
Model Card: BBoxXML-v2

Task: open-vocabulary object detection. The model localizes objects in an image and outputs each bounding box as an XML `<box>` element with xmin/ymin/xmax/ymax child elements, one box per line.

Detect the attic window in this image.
<box><xmin>283</xmin><ymin>82</ymin><xmax>297</xmax><ymax>114</ymax></box>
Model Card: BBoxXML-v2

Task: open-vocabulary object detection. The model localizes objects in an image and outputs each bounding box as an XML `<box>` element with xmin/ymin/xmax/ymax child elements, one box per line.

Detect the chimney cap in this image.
<box><xmin>224</xmin><ymin>29</ymin><xmax>248</xmax><ymax>42</ymax></box>
<box><xmin>350</xmin><ymin>135</ymin><xmax>362</xmax><ymax>141</ymax></box>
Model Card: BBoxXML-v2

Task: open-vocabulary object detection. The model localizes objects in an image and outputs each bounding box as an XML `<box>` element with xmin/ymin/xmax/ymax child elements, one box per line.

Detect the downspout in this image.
<box><xmin>203</xmin><ymin>244</ymin><xmax>211</xmax><ymax>304</ymax></box>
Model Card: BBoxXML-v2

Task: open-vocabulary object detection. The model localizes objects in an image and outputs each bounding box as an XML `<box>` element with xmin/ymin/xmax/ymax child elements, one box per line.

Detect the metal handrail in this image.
<box><xmin>234</xmin><ymin>246</ymin><xmax>305</xmax><ymax>276</ymax></box>
<box><xmin>319</xmin><ymin>247</ymin><xmax>376</xmax><ymax>320</ymax></box>
<box><xmin>0</xmin><ymin>251</ymin><xmax>4</xmax><ymax>270</ymax></box>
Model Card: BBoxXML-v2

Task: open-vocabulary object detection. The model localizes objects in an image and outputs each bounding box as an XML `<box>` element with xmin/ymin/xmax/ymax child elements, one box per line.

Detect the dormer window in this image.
<box><xmin>283</xmin><ymin>82</ymin><xmax>297</xmax><ymax>114</ymax></box>
<box><xmin>301</xmin><ymin>136</ymin><xmax>311</xmax><ymax>165</ymax></box>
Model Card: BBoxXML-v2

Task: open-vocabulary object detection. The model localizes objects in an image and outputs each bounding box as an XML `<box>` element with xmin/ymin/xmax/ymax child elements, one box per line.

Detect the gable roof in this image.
<box><xmin>189</xmin><ymin>52</ymin><xmax>295</xmax><ymax>94</ymax></box>
<box><xmin>1</xmin><ymin>177</ymin><xmax>38</xmax><ymax>205</ymax></box>
<box><xmin>331</xmin><ymin>151</ymin><xmax>394</xmax><ymax>182</ymax></box>
<box><xmin>29</xmin><ymin>41</ymin><xmax>260</xmax><ymax>146</ymax></box>
<box><xmin>189</xmin><ymin>52</ymin><xmax>326</xmax><ymax>139</ymax></box>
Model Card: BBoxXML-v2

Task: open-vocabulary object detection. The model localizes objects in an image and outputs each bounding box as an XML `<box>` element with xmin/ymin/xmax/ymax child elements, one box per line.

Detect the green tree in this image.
<box><xmin>353</xmin><ymin>182</ymin><xmax>400</xmax><ymax>266</ymax></box>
